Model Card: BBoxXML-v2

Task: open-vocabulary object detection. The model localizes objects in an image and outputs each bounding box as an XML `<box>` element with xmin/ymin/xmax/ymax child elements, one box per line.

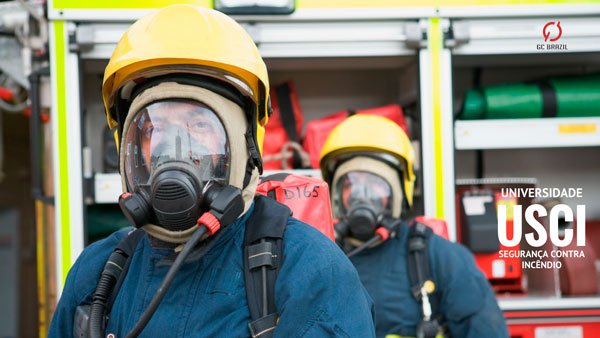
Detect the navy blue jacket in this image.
<box><xmin>350</xmin><ymin>222</ymin><xmax>508</xmax><ymax>338</ymax></box>
<box><xmin>49</xmin><ymin>204</ymin><xmax>376</xmax><ymax>337</ymax></box>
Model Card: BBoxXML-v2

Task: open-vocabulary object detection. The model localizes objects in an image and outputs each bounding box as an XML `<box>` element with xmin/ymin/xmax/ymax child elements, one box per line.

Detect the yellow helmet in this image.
<box><xmin>319</xmin><ymin>114</ymin><xmax>416</xmax><ymax>207</ymax></box>
<box><xmin>102</xmin><ymin>5</ymin><xmax>269</xmax><ymax>158</ymax></box>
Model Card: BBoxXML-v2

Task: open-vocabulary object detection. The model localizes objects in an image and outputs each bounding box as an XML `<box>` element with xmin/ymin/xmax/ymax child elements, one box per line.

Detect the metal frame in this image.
<box><xmin>419</xmin><ymin>18</ymin><xmax>457</xmax><ymax>240</ymax></box>
<box><xmin>75</xmin><ymin>20</ymin><xmax>418</xmax><ymax>60</ymax></box>
<box><xmin>439</xmin><ymin>3</ymin><xmax>600</xmax><ymax>17</ymax></box>
<box><xmin>49</xmin><ymin>21</ymin><xmax>84</xmax><ymax>295</ymax></box>
<box><xmin>452</xmin><ymin>17</ymin><xmax>600</xmax><ymax>55</ymax></box>
<box><xmin>48</xmin><ymin>7</ymin><xmax>438</xmax><ymax>22</ymax></box>
<box><xmin>499</xmin><ymin>297</ymin><xmax>600</xmax><ymax>311</ymax></box>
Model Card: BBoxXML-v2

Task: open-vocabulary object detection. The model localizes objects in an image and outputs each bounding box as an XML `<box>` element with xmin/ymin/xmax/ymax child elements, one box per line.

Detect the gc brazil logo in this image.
<box><xmin>537</xmin><ymin>21</ymin><xmax>568</xmax><ymax>51</ymax></box>
<box><xmin>543</xmin><ymin>21</ymin><xmax>562</xmax><ymax>42</ymax></box>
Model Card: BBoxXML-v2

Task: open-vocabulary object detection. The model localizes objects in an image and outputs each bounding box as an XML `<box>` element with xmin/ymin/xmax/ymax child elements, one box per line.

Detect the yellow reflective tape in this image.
<box><xmin>35</xmin><ymin>200</ymin><xmax>47</xmax><ymax>337</ymax></box>
<box><xmin>52</xmin><ymin>0</ymin><xmax>599</xmax><ymax>10</ymax></box>
<box><xmin>429</xmin><ymin>18</ymin><xmax>444</xmax><ymax>219</ymax></box>
<box><xmin>559</xmin><ymin>123</ymin><xmax>597</xmax><ymax>134</ymax></box>
<box><xmin>53</xmin><ymin>20</ymin><xmax>71</xmax><ymax>286</ymax></box>
<box><xmin>51</xmin><ymin>0</ymin><xmax>599</xmax><ymax>10</ymax></box>
<box><xmin>53</xmin><ymin>0</ymin><xmax>211</xmax><ymax>10</ymax></box>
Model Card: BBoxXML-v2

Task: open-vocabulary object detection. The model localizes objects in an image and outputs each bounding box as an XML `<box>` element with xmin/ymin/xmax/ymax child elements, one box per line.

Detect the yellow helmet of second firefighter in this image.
<box><xmin>101</xmin><ymin>4</ymin><xmax>269</xmax><ymax>156</ymax></box>
<box><xmin>319</xmin><ymin>114</ymin><xmax>416</xmax><ymax>207</ymax></box>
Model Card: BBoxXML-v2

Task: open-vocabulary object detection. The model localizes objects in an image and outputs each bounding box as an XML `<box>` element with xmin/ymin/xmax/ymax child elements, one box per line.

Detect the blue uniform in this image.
<box><xmin>49</xmin><ymin>204</ymin><xmax>376</xmax><ymax>337</ymax></box>
<box><xmin>350</xmin><ymin>222</ymin><xmax>508</xmax><ymax>338</ymax></box>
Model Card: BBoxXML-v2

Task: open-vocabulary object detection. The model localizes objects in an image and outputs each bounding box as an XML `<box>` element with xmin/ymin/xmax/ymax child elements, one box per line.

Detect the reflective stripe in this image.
<box><xmin>428</xmin><ymin>18</ymin><xmax>444</xmax><ymax>219</ymax></box>
<box><xmin>51</xmin><ymin>20</ymin><xmax>71</xmax><ymax>287</ymax></box>
<box><xmin>51</xmin><ymin>0</ymin><xmax>596</xmax><ymax>10</ymax></box>
<box><xmin>52</xmin><ymin>0</ymin><xmax>211</xmax><ymax>9</ymax></box>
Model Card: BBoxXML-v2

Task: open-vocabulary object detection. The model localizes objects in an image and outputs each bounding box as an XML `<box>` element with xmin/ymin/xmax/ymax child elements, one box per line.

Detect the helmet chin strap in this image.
<box><xmin>120</xmin><ymin>82</ymin><xmax>259</xmax><ymax>244</ymax></box>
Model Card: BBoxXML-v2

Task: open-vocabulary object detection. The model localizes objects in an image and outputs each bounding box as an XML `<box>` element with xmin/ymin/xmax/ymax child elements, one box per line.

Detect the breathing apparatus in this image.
<box><xmin>329</xmin><ymin>157</ymin><xmax>405</xmax><ymax>256</ymax></box>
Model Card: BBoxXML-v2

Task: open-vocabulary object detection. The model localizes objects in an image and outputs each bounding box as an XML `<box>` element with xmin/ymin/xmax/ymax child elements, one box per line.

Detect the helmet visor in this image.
<box><xmin>334</xmin><ymin>171</ymin><xmax>393</xmax><ymax>218</ymax></box>
<box><xmin>123</xmin><ymin>100</ymin><xmax>229</xmax><ymax>190</ymax></box>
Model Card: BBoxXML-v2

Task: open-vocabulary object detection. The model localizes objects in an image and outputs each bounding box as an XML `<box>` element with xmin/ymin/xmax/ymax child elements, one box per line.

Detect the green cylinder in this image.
<box><xmin>484</xmin><ymin>83</ymin><xmax>543</xmax><ymax>119</ymax></box>
<box><xmin>460</xmin><ymin>74</ymin><xmax>600</xmax><ymax>120</ymax></box>
<box><xmin>551</xmin><ymin>74</ymin><xmax>600</xmax><ymax>117</ymax></box>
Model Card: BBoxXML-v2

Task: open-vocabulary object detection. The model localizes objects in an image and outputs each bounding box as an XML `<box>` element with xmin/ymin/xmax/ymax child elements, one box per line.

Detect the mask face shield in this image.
<box><xmin>335</xmin><ymin>171</ymin><xmax>393</xmax><ymax>217</ymax></box>
<box><xmin>333</xmin><ymin>171</ymin><xmax>393</xmax><ymax>241</ymax></box>
<box><xmin>123</xmin><ymin>99</ymin><xmax>230</xmax><ymax>193</ymax></box>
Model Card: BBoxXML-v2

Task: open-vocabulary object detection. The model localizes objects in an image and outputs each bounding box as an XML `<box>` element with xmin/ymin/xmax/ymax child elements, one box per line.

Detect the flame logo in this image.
<box><xmin>543</xmin><ymin>21</ymin><xmax>563</xmax><ymax>42</ymax></box>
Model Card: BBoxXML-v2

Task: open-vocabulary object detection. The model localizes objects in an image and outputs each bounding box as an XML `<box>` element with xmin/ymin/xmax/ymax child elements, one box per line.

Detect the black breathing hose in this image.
<box><xmin>346</xmin><ymin>235</ymin><xmax>382</xmax><ymax>258</ymax></box>
<box><xmin>89</xmin><ymin>250</ymin><xmax>129</xmax><ymax>338</ymax></box>
<box><xmin>346</xmin><ymin>218</ymin><xmax>403</xmax><ymax>258</ymax></box>
<box><xmin>125</xmin><ymin>225</ymin><xmax>209</xmax><ymax>338</ymax></box>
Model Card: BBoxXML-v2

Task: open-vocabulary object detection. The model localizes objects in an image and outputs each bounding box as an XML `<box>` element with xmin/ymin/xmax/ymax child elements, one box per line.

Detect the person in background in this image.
<box><xmin>320</xmin><ymin>114</ymin><xmax>508</xmax><ymax>338</ymax></box>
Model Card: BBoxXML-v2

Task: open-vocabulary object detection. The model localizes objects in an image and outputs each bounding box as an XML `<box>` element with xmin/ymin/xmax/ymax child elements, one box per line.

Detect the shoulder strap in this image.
<box><xmin>408</xmin><ymin>219</ymin><xmax>445</xmax><ymax>338</ymax></box>
<box><xmin>244</xmin><ymin>195</ymin><xmax>291</xmax><ymax>338</ymax></box>
<box><xmin>408</xmin><ymin>220</ymin><xmax>434</xmax><ymax>299</ymax></box>
<box><xmin>106</xmin><ymin>228</ymin><xmax>146</xmax><ymax>314</ymax></box>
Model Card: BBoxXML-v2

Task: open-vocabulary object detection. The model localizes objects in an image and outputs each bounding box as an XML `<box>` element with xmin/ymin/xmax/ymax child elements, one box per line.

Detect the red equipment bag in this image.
<box><xmin>415</xmin><ymin>216</ymin><xmax>449</xmax><ymax>240</ymax></box>
<box><xmin>303</xmin><ymin>103</ymin><xmax>409</xmax><ymax>168</ymax></box>
<box><xmin>262</xmin><ymin>81</ymin><xmax>310</xmax><ymax>170</ymax></box>
<box><xmin>255</xmin><ymin>173</ymin><xmax>335</xmax><ymax>241</ymax></box>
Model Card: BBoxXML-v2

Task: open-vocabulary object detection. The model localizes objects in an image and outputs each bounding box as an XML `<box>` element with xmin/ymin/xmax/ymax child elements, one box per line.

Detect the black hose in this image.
<box><xmin>125</xmin><ymin>225</ymin><xmax>209</xmax><ymax>338</ymax></box>
<box><xmin>89</xmin><ymin>250</ymin><xmax>128</xmax><ymax>338</ymax></box>
<box><xmin>346</xmin><ymin>235</ymin><xmax>382</xmax><ymax>258</ymax></box>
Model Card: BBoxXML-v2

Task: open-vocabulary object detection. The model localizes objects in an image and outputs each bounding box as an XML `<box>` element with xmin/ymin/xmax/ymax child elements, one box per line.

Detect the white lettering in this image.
<box><xmin>577</xmin><ymin>205</ymin><xmax>586</xmax><ymax>246</ymax></box>
<box><xmin>550</xmin><ymin>204</ymin><xmax>573</xmax><ymax>247</ymax></box>
<box><xmin>498</xmin><ymin>205</ymin><xmax>521</xmax><ymax>247</ymax></box>
<box><xmin>525</xmin><ymin>204</ymin><xmax>547</xmax><ymax>248</ymax></box>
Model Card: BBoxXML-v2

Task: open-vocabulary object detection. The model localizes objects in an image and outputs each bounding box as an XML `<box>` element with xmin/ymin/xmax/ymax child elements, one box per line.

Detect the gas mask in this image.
<box><xmin>118</xmin><ymin>82</ymin><xmax>259</xmax><ymax>243</ymax></box>
<box><xmin>332</xmin><ymin>157</ymin><xmax>404</xmax><ymax>246</ymax></box>
<box><xmin>333</xmin><ymin>171</ymin><xmax>393</xmax><ymax>241</ymax></box>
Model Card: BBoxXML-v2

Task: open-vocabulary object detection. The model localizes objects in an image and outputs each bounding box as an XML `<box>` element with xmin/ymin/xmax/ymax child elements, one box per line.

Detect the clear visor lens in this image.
<box><xmin>334</xmin><ymin>171</ymin><xmax>392</xmax><ymax>218</ymax></box>
<box><xmin>123</xmin><ymin>100</ymin><xmax>229</xmax><ymax>189</ymax></box>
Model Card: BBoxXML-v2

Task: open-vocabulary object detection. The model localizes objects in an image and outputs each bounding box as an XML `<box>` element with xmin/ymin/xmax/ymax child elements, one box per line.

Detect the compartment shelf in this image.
<box><xmin>499</xmin><ymin>296</ymin><xmax>600</xmax><ymax>311</ymax></box>
<box><xmin>455</xmin><ymin>117</ymin><xmax>600</xmax><ymax>150</ymax></box>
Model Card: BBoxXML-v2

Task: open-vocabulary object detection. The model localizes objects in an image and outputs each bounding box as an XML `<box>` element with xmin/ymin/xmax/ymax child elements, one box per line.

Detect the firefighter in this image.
<box><xmin>320</xmin><ymin>114</ymin><xmax>508</xmax><ymax>338</ymax></box>
<box><xmin>48</xmin><ymin>5</ymin><xmax>375</xmax><ymax>337</ymax></box>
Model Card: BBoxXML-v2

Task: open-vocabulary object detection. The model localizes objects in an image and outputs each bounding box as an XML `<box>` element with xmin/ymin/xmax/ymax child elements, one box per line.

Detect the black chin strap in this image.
<box><xmin>243</xmin><ymin>124</ymin><xmax>263</xmax><ymax>189</ymax></box>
